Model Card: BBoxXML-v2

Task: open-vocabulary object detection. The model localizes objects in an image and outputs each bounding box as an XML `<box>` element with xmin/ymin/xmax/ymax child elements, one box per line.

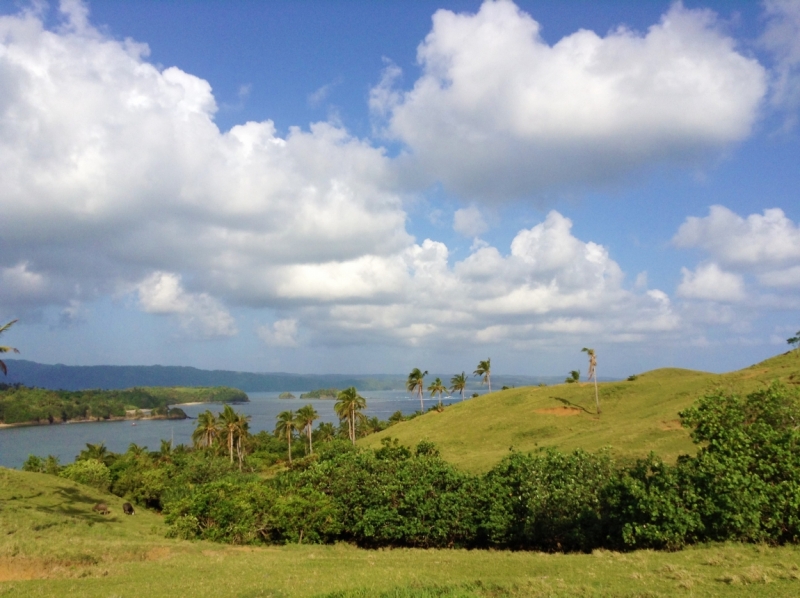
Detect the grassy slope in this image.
<box><xmin>2</xmin><ymin>469</ymin><xmax>800</xmax><ymax>597</ymax></box>
<box><xmin>362</xmin><ymin>351</ymin><xmax>800</xmax><ymax>473</ymax></box>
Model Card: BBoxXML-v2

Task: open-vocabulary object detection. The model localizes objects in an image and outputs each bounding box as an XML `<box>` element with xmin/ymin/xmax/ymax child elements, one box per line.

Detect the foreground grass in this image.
<box><xmin>363</xmin><ymin>351</ymin><xmax>800</xmax><ymax>472</ymax></box>
<box><xmin>2</xmin><ymin>469</ymin><xmax>800</xmax><ymax>597</ymax></box>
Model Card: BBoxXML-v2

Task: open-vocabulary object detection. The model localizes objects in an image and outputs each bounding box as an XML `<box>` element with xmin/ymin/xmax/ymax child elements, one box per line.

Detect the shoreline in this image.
<box><xmin>0</xmin><ymin>413</ymin><xmax>185</xmax><ymax>430</ymax></box>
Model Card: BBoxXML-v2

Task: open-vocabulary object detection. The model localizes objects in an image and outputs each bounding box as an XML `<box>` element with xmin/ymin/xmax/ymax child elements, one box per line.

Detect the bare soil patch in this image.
<box><xmin>535</xmin><ymin>407</ymin><xmax>582</xmax><ymax>417</ymax></box>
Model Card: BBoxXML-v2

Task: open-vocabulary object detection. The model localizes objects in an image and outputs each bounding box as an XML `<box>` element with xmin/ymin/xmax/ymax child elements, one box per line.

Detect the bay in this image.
<box><xmin>0</xmin><ymin>389</ymin><xmax>484</xmax><ymax>469</ymax></box>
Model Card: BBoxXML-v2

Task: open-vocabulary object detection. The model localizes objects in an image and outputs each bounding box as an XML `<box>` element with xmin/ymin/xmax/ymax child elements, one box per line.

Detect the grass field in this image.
<box><xmin>2</xmin><ymin>469</ymin><xmax>800</xmax><ymax>597</ymax></box>
<box><xmin>362</xmin><ymin>351</ymin><xmax>800</xmax><ymax>472</ymax></box>
<box><xmin>2</xmin><ymin>352</ymin><xmax>800</xmax><ymax>596</ymax></box>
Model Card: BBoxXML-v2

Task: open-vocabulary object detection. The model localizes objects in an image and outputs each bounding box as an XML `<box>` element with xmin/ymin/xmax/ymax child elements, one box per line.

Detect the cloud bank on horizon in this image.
<box><xmin>1</xmin><ymin>0</ymin><xmax>799</xmax><ymax>373</ymax></box>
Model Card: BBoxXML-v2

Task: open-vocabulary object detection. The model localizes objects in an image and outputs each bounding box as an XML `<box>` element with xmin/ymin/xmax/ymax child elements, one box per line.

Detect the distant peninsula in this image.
<box><xmin>0</xmin><ymin>385</ymin><xmax>248</xmax><ymax>428</ymax></box>
<box><xmin>299</xmin><ymin>388</ymin><xmax>338</xmax><ymax>399</ymax></box>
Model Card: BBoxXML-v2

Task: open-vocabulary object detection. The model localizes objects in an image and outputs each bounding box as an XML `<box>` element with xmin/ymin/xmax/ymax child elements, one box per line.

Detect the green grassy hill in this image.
<box><xmin>3</xmin><ymin>468</ymin><xmax>800</xmax><ymax>597</ymax></box>
<box><xmin>362</xmin><ymin>351</ymin><xmax>800</xmax><ymax>473</ymax></box>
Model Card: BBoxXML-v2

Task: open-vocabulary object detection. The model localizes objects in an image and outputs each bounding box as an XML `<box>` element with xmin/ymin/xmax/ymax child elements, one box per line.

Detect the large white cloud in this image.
<box><xmin>0</xmin><ymin>2</ymin><xmax>682</xmax><ymax>352</ymax></box>
<box><xmin>673</xmin><ymin>206</ymin><xmax>800</xmax><ymax>273</ymax></box>
<box><xmin>0</xmin><ymin>2</ymin><xmax>409</xmax><ymax>320</ymax></box>
<box><xmin>373</xmin><ymin>0</ymin><xmax>767</xmax><ymax>200</ymax></box>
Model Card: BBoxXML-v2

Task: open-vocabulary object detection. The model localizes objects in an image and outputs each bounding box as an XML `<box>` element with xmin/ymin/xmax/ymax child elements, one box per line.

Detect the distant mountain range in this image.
<box><xmin>3</xmin><ymin>359</ymin><xmax>571</xmax><ymax>393</ymax></box>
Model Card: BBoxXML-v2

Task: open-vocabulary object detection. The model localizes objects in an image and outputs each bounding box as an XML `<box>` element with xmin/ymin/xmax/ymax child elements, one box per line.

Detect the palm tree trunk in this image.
<box><xmin>308</xmin><ymin>425</ymin><xmax>313</xmax><ymax>454</ymax></box>
<box><xmin>594</xmin><ymin>375</ymin><xmax>600</xmax><ymax>414</ymax></box>
<box><xmin>229</xmin><ymin>430</ymin><xmax>234</xmax><ymax>463</ymax></box>
<box><xmin>488</xmin><ymin>375</ymin><xmax>491</xmax><ymax>393</ymax></box>
<box><xmin>418</xmin><ymin>386</ymin><xmax>423</xmax><ymax>412</ymax></box>
<box><xmin>287</xmin><ymin>429</ymin><xmax>292</xmax><ymax>464</ymax></box>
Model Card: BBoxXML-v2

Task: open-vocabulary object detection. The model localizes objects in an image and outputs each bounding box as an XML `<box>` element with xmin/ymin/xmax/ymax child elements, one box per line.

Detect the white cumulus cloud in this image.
<box><xmin>137</xmin><ymin>272</ymin><xmax>237</xmax><ymax>338</ymax></box>
<box><xmin>258</xmin><ymin>319</ymin><xmax>299</xmax><ymax>348</ymax></box>
<box><xmin>677</xmin><ymin>263</ymin><xmax>746</xmax><ymax>302</ymax></box>
<box><xmin>374</xmin><ymin>0</ymin><xmax>766</xmax><ymax>200</ymax></box>
<box><xmin>453</xmin><ymin>206</ymin><xmax>488</xmax><ymax>237</ymax></box>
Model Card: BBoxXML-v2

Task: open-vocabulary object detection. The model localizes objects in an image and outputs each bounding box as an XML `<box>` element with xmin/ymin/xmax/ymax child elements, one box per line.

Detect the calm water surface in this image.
<box><xmin>0</xmin><ymin>390</ymin><xmax>482</xmax><ymax>469</ymax></box>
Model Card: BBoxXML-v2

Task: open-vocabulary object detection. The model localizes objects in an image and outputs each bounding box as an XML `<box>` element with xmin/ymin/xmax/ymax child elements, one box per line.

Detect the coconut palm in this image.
<box><xmin>219</xmin><ymin>404</ymin><xmax>244</xmax><ymax>464</ymax></box>
<box><xmin>428</xmin><ymin>377</ymin><xmax>447</xmax><ymax>407</ymax></box>
<box><xmin>275</xmin><ymin>409</ymin><xmax>298</xmax><ymax>464</ymax></box>
<box><xmin>788</xmin><ymin>331</ymin><xmax>800</xmax><ymax>353</ymax></box>
<box><xmin>335</xmin><ymin>387</ymin><xmax>367</xmax><ymax>445</ymax></box>
<box><xmin>474</xmin><ymin>358</ymin><xmax>492</xmax><ymax>392</ymax></box>
<box><xmin>0</xmin><ymin>319</ymin><xmax>19</xmax><ymax>376</ymax></box>
<box><xmin>235</xmin><ymin>411</ymin><xmax>251</xmax><ymax>470</ymax></box>
<box><xmin>565</xmin><ymin>370</ymin><xmax>580</xmax><ymax>384</ymax></box>
<box><xmin>450</xmin><ymin>372</ymin><xmax>467</xmax><ymax>401</ymax></box>
<box><xmin>192</xmin><ymin>410</ymin><xmax>218</xmax><ymax>449</ymax></box>
<box><xmin>407</xmin><ymin>368</ymin><xmax>428</xmax><ymax>411</ymax></box>
<box><xmin>296</xmin><ymin>404</ymin><xmax>319</xmax><ymax>455</ymax></box>
<box><xmin>582</xmin><ymin>347</ymin><xmax>600</xmax><ymax>414</ymax></box>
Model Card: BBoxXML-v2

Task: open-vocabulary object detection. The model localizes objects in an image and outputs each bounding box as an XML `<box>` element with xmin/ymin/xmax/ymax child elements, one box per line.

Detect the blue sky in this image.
<box><xmin>1</xmin><ymin>0</ymin><xmax>799</xmax><ymax>378</ymax></box>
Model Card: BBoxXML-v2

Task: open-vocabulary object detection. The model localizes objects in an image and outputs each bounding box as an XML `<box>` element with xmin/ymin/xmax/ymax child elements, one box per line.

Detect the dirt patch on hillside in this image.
<box><xmin>0</xmin><ymin>558</ymin><xmax>49</xmax><ymax>581</ymax></box>
<box><xmin>660</xmin><ymin>419</ymin><xmax>683</xmax><ymax>431</ymax></box>
<box><xmin>536</xmin><ymin>407</ymin><xmax>582</xmax><ymax>417</ymax></box>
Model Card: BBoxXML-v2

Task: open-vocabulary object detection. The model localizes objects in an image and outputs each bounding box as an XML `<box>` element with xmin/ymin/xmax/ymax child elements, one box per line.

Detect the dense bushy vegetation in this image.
<box><xmin>0</xmin><ymin>384</ymin><xmax>244</xmax><ymax>425</ymax></box>
<box><xmin>22</xmin><ymin>383</ymin><xmax>800</xmax><ymax>553</ymax></box>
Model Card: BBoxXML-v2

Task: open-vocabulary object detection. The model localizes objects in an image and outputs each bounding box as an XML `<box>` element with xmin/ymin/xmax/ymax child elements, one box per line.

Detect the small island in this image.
<box><xmin>299</xmin><ymin>388</ymin><xmax>339</xmax><ymax>399</ymax></box>
<box><xmin>278</xmin><ymin>392</ymin><xmax>296</xmax><ymax>399</ymax></box>
<box><xmin>0</xmin><ymin>385</ymin><xmax>247</xmax><ymax>427</ymax></box>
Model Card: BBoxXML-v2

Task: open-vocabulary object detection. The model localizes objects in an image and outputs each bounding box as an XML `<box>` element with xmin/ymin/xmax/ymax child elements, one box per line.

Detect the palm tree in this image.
<box><xmin>314</xmin><ymin>422</ymin><xmax>337</xmax><ymax>444</ymax></box>
<box><xmin>0</xmin><ymin>319</ymin><xmax>19</xmax><ymax>376</ymax></box>
<box><xmin>192</xmin><ymin>410</ymin><xmax>218</xmax><ymax>449</ymax></box>
<box><xmin>407</xmin><ymin>368</ymin><xmax>428</xmax><ymax>411</ymax></box>
<box><xmin>219</xmin><ymin>404</ymin><xmax>242</xmax><ymax>464</ymax></box>
<box><xmin>335</xmin><ymin>387</ymin><xmax>366</xmax><ymax>445</ymax></box>
<box><xmin>565</xmin><ymin>370</ymin><xmax>580</xmax><ymax>384</ymax></box>
<box><xmin>275</xmin><ymin>410</ymin><xmax>298</xmax><ymax>464</ymax></box>
<box><xmin>474</xmin><ymin>358</ymin><xmax>492</xmax><ymax>392</ymax></box>
<box><xmin>296</xmin><ymin>404</ymin><xmax>319</xmax><ymax>455</ymax></box>
<box><xmin>788</xmin><ymin>331</ymin><xmax>800</xmax><ymax>353</ymax></box>
<box><xmin>428</xmin><ymin>377</ymin><xmax>447</xmax><ymax>408</ymax></box>
<box><xmin>234</xmin><ymin>410</ymin><xmax>251</xmax><ymax>470</ymax></box>
<box><xmin>450</xmin><ymin>372</ymin><xmax>467</xmax><ymax>401</ymax></box>
<box><xmin>582</xmin><ymin>347</ymin><xmax>600</xmax><ymax>414</ymax></box>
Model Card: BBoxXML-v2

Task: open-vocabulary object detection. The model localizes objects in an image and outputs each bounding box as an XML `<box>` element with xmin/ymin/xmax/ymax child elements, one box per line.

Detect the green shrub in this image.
<box><xmin>60</xmin><ymin>459</ymin><xmax>112</xmax><ymax>492</ymax></box>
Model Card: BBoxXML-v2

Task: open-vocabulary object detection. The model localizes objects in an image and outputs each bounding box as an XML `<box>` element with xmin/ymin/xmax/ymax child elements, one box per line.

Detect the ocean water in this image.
<box><xmin>0</xmin><ymin>389</ymin><xmax>484</xmax><ymax>469</ymax></box>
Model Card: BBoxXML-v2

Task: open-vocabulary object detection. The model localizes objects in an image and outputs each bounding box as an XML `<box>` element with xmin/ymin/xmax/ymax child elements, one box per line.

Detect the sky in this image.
<box><xmin>1</xmin><ymin>0</ymin><xmax>799</xmax><ymax>378</ymax></box>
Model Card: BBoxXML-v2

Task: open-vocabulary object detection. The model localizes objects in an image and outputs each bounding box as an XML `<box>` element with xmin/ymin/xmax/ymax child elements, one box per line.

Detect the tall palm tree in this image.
<box><xmin>582</xmin><ymin>347</ymin><xmax>600</xmax><ymax>414</ymax></box>
<box><xmin>335</xmin><ymin>387</ymin><xmax>366</xmax><ymax>445</ymax></box>
<box><xmin>234</xmin><ymin>411</ymin><xmax>251</xmax><ymax>470</ymax></box>
<box><xmin>219</xmin><ymin>404</ymin><xmax>242</xmax><ymax>463</ymax></box>
<box><xmin>407</xmin><ymin>368</ymin><xmax>428</xmax><ymax>412</ymax></box>
<box><xmin>275</xmin><ymin>410</ymin><xmax>298</xmax><ymax>464</ymax></box>
<box><xmin>428</xmin><ymin>377</ymin><xmax>447</xmax><ymax>407</ymax></box>
<box><xmin>0</xmin><ymin>319</ymin><xmax>19</xmax><ymax>376</ymax></box>
<box><xmin>450</xmin><ymin>372</ymin><xmax>467</xmax><ymax>401</ymax></box>
<box><xmin>192</xmin><ymin>410</ymin><xmax>218</xmax><ymax>449</ymax></box>
<box><xmin>296</xmin><ymin>404</ymin><xmax>319</xmax><ymax>455</ymax></box>
<box><xmin>474</xmin><ymin>358</ymin><xmax>492</xmax><ymax>392</ymax></box>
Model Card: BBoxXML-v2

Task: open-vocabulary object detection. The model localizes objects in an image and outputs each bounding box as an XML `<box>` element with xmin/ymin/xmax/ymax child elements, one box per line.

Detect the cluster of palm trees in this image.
<box><xmin>191</xmin><ymin>404</ymin><xmax>251</xmax><ymax>469</ymax></box>
<box><xmin>406</xmin><ymin>358</ymin><xmax>492</xmax><ymax>411</ymax></box>
<box><xmin>273</xmin><ymin>387</ymin><xmax>370</xmax><ymax>463</ymax></box>
<box><xmin>274</xmin><ymin>404</ymin><xmax>320</xmax><ymax>464</ymax></box>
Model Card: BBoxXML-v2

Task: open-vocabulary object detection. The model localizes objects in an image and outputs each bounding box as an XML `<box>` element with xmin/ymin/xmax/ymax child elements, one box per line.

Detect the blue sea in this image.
<box><xmin>0</xmin><ymin>389</ymin><xmax>483</xmax><ymax>469</ymax></box>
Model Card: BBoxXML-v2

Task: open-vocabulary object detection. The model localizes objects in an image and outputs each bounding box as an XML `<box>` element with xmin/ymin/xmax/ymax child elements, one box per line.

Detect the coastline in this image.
<box><xmin>0</xmin><ymin>413</ymin><xmax>185</xmax><ymax>430</ymax></box>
